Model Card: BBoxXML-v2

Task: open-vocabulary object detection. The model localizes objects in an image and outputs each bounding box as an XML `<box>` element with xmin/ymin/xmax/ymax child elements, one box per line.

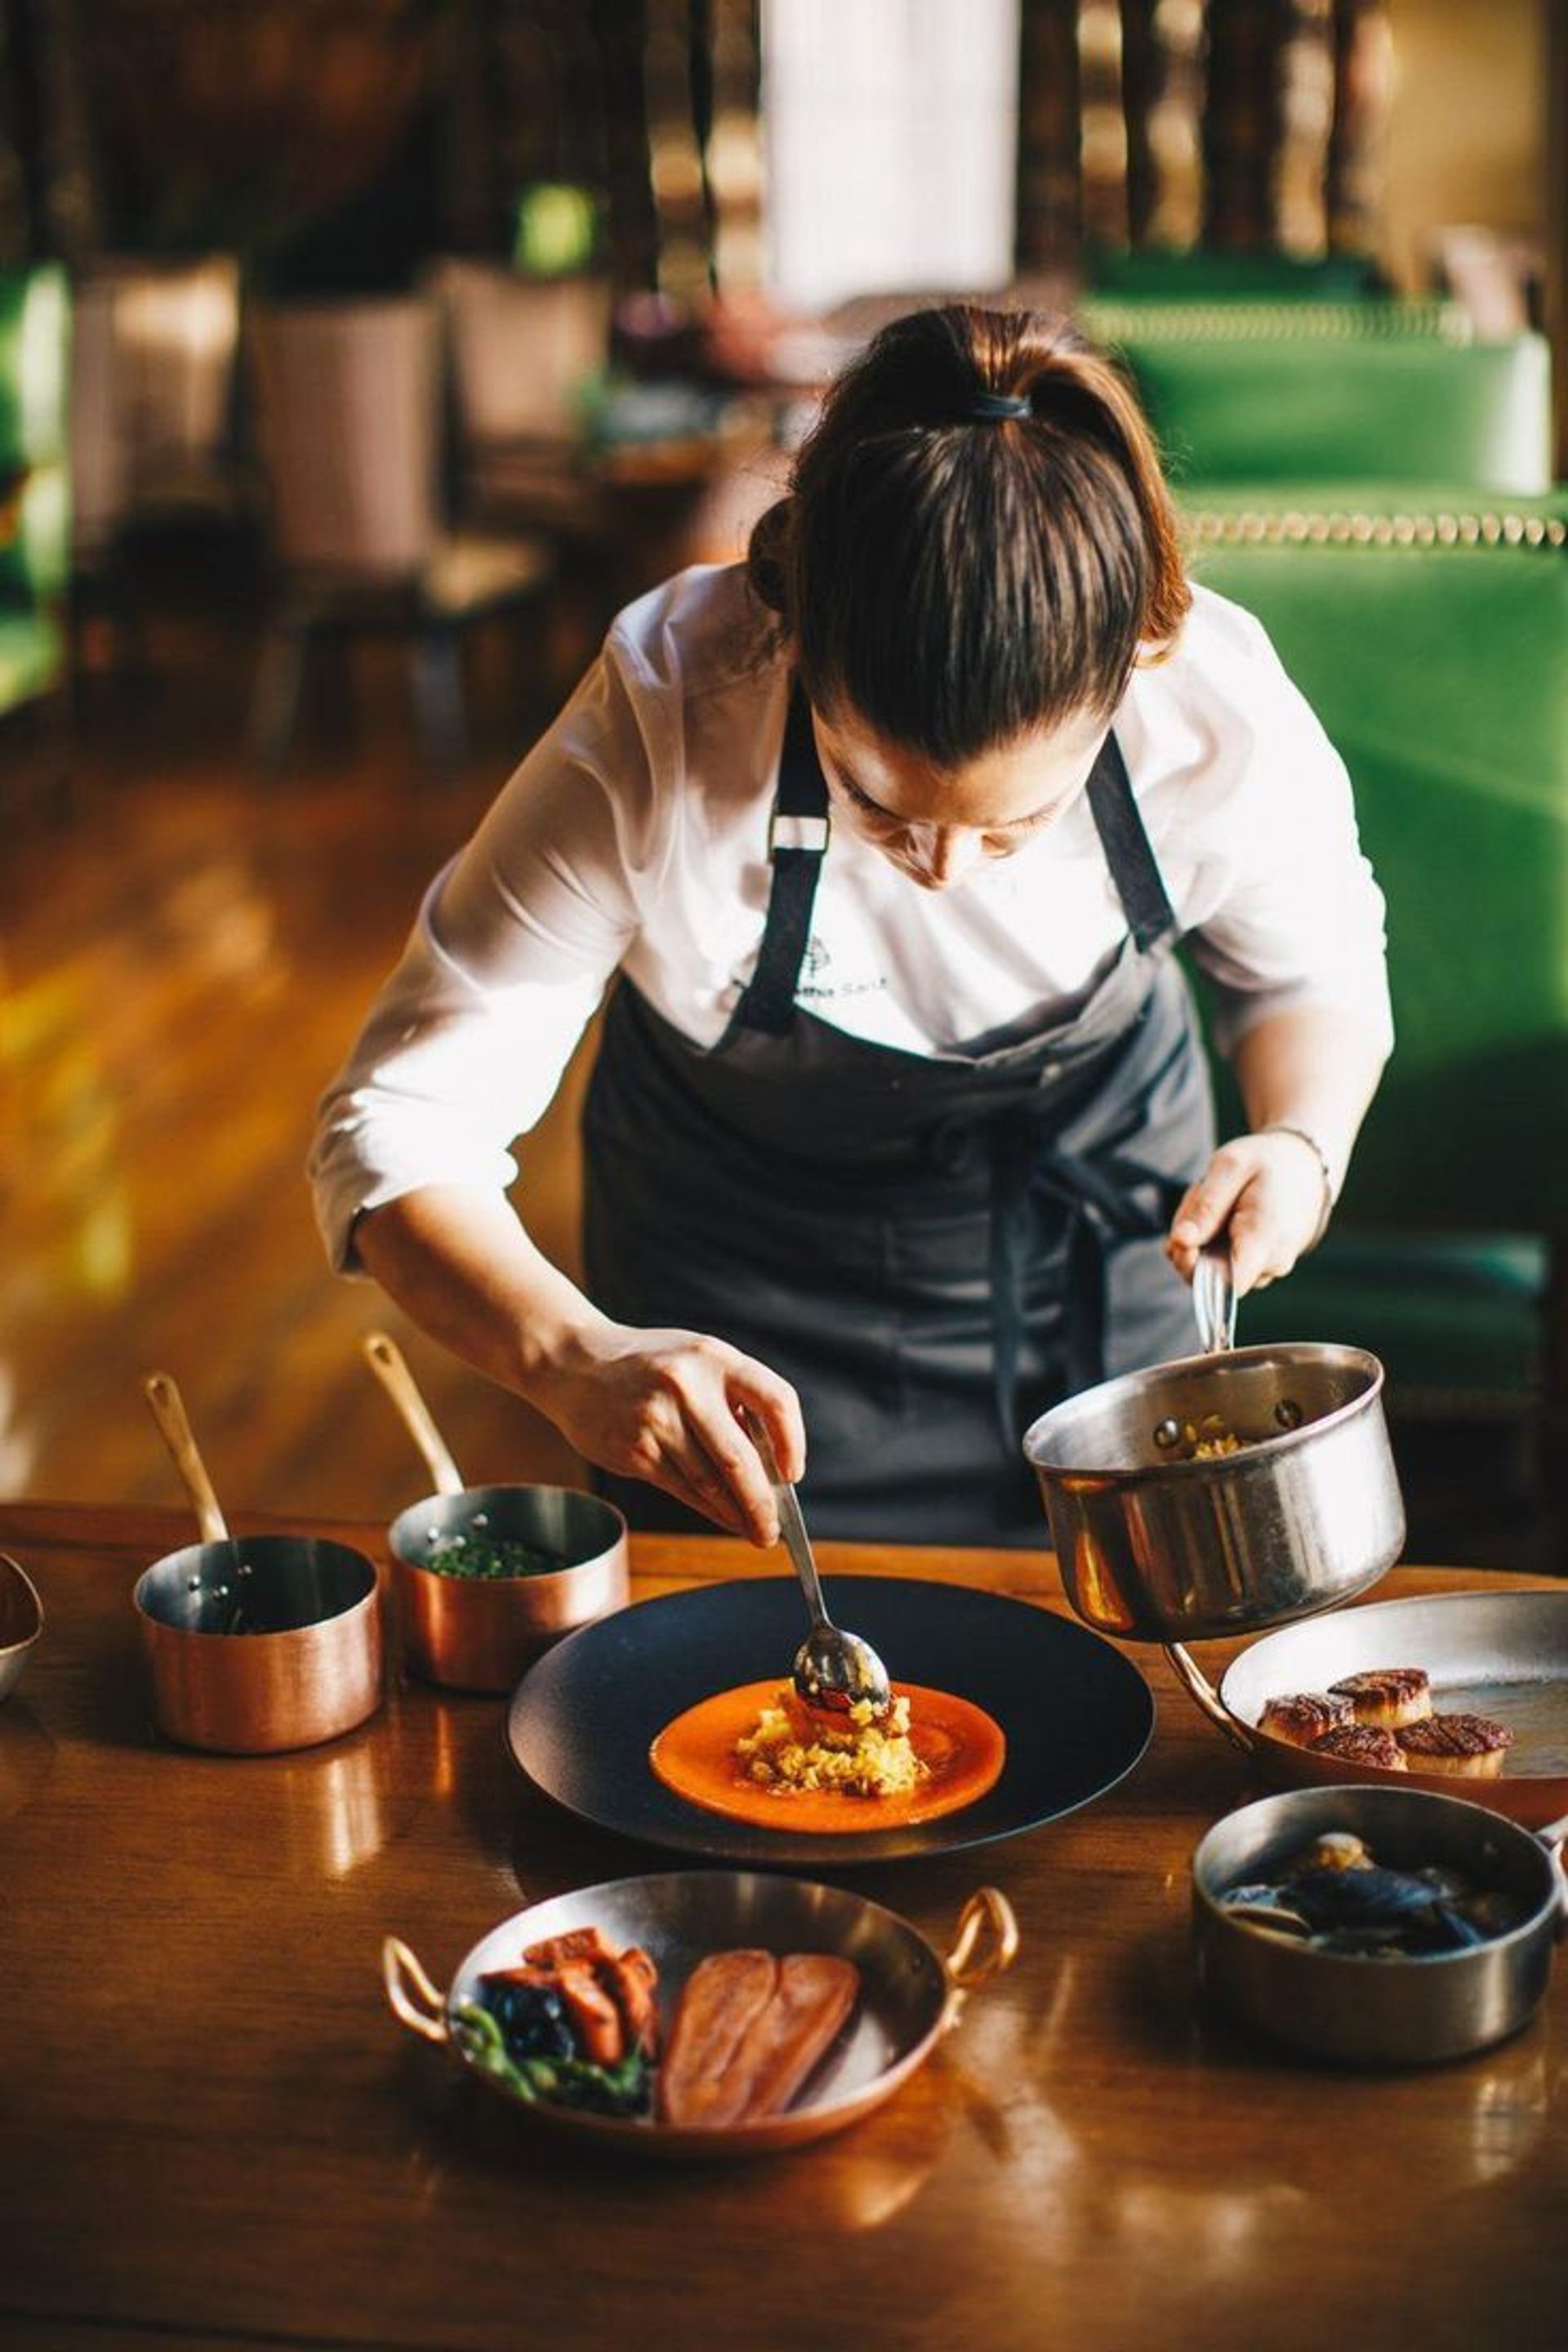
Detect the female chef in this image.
<box><xmin>310</xmin><ymin>305</ymin><xmax>1392</xmax><ymax>1549</ymax></box>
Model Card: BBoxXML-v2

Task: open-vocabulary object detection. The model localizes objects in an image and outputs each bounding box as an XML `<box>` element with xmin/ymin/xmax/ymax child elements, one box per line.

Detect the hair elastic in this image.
<box><xmin>969</xmin><ymin>391</ymin><xmax>1032</xmax><ymax>421</ymax></box>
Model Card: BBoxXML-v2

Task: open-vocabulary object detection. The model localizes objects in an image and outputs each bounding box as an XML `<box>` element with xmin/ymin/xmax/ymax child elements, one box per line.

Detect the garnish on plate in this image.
<box><xmin>648</xmin><ymin>1679</ymin><xmax>1006</xmax><ymax>1833</ymax></box>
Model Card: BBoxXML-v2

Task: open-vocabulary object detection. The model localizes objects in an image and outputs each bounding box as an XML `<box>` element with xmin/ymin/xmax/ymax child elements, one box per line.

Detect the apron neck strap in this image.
<box><xmin>733</xmin><ymin>679</ymin><xmax>829</xmax><ymax>1036</ymax></box>
<box><xmin>733</xmin><ymin>686</ymin><xmax>1177</xmax><ymax>1038</ymax></box>
<box><xmin>1085</xmin><ymin>731</ymin><xmax>1177</xmax><ymax>953</ymax></box>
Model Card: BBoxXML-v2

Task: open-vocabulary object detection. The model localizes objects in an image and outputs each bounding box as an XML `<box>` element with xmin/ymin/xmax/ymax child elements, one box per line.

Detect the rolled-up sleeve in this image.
<box><xmin>308</xmin><ymin>638</ymin><xmax>671</xmax><ymax>1272</ymax></box>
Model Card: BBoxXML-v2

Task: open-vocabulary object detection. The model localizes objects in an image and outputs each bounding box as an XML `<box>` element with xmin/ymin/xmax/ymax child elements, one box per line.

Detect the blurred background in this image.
<box><xmin>1</xmin><ymin>0</ymin><xmax>1564</xmax><ymax>1570</ymax></box>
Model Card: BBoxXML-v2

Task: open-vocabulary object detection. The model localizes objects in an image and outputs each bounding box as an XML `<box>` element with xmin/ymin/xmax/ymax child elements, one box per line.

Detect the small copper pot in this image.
<box><xmin>367</xmin><ymin>1334</ymin><xmax>629</xmax><ymax>1693</ymax></box>
<box><xmin>135</xmin><ymin>1534</ymin><xmax>383</xmax><ymax>1753</ymax></box>
<box><xmin>139</xmin><ymin>1372</ymin><xmax>383</xmax><ymax>1754</ymax></box>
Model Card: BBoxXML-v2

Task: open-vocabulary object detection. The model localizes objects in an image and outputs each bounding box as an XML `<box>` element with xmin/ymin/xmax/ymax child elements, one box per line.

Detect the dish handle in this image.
<box><xmin>382</xmin><ymin>1936</ymin><xmax>451</xmax><ymax>2045</ymax></box>
<box><xmin>1164</xmin><ymin>1642</ymin><xmax>1252</xmax><ymax>1753</ymax></box>
<box><xmin>939</xmin><ymin>1887</ymin><xmax>1020</xmax><ymax>2030</ymax></box>
<box><xmin>1535</xmin><ymin>1814</ymin><xmax>1568</xmax><ymax>1939</ymax></box>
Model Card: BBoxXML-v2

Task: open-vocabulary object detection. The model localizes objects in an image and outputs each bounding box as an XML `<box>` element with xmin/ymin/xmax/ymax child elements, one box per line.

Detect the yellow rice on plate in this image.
<box><xmin>733</xmin><ymin>1688</ymin><xmax>929</xmax><ymax>1799</ymax></box>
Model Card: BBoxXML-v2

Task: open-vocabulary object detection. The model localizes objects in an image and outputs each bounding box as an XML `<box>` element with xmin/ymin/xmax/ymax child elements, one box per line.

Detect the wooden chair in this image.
<box><xmin>247</xmin><ymin>295</ymin><xmax>554</xmax><ymax>775</ymax></box>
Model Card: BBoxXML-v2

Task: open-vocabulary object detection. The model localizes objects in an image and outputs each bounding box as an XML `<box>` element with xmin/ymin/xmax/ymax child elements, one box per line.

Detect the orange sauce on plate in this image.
<box><xmin>649</xmin><ymin>1679</ymin><xmax>1007</xmax><ymax>1833</ymax></box>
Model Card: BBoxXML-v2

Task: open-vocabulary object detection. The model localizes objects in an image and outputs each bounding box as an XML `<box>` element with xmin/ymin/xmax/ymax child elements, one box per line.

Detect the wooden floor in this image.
<box><xmin>1</xmin><ymin>586</ymin><xmax>593</xmax><ymax>1527</ymax></box>
<box><xmin>1</xmin><ymin>559</ymin><xmax>1557</xmax><ymax>1570</ymax></box>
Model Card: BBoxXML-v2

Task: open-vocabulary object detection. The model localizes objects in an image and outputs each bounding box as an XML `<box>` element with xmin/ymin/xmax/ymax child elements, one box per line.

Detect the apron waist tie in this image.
<box><xmin>987</xmin><ymin>1110</ymin><xmax>1187</xmax><ymax>1452</ymax></box>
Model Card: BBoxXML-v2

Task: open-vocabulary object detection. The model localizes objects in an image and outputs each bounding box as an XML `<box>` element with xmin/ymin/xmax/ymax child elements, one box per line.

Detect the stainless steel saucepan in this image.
<box><xmin>1022</xmin><ymin>1249</ymin><xmax>1405</xmax><ymax>1644</ymax></box>
<box><xmin>1193</xmin><ymin>1784</ymin><xmax>1568</xmax><ymax>2065</ymax></box>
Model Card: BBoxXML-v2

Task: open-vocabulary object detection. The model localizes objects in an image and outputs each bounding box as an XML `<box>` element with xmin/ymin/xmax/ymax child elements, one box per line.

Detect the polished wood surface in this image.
<box><xmin>0</xmin><ymin>711</ymin><xmax>595</xmax><ymax>1520</ymax></box>
<box><xmin>2</xmin><ymin>1500</ymin><xmax>1564</xmax><ymax>2352</ymax></box>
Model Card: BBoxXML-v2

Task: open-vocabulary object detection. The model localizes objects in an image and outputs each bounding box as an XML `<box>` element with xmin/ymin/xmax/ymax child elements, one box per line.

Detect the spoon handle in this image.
<box><xmin>742</xmin><ymin>1410</ymin><xmax>831</xmax><ymax>1629</ymax></box>
<box><xmin>773</xmin><ymin>1480</ymin><xmax>832</xmax><ymax>1630</ymax></box>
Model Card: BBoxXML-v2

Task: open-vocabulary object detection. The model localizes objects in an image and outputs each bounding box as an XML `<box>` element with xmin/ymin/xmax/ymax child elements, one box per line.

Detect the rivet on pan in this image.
<box><xmin>1154</xmin><ymin>1418</ymin><xmax>1183</xmax><ymax>1450</ymax></box>
<box><xmin>1274</xmin><ymin>1399</ymin><xmax>1304</xmax><ymax>1431</ymax></box>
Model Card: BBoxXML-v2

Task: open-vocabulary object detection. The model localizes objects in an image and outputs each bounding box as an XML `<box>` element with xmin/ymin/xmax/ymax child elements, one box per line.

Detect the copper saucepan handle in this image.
<box><xmin>363</xmin><ymin>1333</ymin><xmax>466</xmax><ymax>1497</ymax></box>
<box><xmin>1164</xmin><ymin>1641</ymin><xmax>1254</xmax><ymax>1753</ymax></box>
<box><xmin>939</xmin><ymin>1886</ymin><xmax>1021</xmax><ymax>2029</ymax></box>
<box><xmin>143</xmin><ymin>1370</ymin><xmax>230</xmax><ymax>1548</ymax></box>
<box><xmin>382</xmin><ymin>1936</ymin><xmax>451</xmax><ymax>2045</ymax></box>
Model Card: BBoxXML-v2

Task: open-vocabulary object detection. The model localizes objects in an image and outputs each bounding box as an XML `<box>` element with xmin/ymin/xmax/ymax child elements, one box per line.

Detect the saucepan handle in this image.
<box><xmin>1164</xmin><ymin>1642</ymin><xmax>1253</xmax><ymax>1753</ymax></box>
<box><xmin>382</xmin><ymin>1936</ymin><xmax>452</xmax><ymax>2045</ymax></box>
<box><xmin>939</xmin><ymin>1886</ymin><xmax>1020</xmax><ymax>2030</ymax></box>
<box><xmin>1534</xmin><ymin>1814</ymin><xmax>1568</xmax><ymax>1939</ymax></box>
<box><xmin>363</xmin><ymin>1334</ymin><xmax>467</xmax><ymax>1498</ymax></box>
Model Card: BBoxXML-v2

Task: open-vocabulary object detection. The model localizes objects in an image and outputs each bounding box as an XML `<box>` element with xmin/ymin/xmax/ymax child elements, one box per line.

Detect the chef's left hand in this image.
<box><xmin>1165</xmin><ymin>1131</ymin><xmax>1330</xmax><ymax>1295</ymax></box>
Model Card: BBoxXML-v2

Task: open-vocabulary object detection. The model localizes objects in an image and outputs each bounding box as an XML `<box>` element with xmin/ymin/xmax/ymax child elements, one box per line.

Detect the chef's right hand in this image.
<box><xmin>533</xmin><ymin>1321</ymin><xmax>804</xmax><ymax>1546</ymax></box>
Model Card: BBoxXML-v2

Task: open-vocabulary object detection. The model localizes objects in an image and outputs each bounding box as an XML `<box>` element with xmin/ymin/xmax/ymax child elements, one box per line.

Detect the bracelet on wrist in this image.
<box><xmin>1254</xmin><ymin>1122</ymin><xmax>1337</xmax><ymax>1248</ymax></box>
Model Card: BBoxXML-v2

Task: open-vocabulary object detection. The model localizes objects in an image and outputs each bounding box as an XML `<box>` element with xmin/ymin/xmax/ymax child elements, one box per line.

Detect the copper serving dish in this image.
<box><xmin>138</xmin><ymin>1373</ymin><xmax>382</xmax><ymax>1753</ymax></box>
<box><xmin>383</xmin><ymin>1871</ymin><xmax>1018</xmax><ymax>2158</ymax></box>
<box><xmin>1171</xmin><ymin>1588</ymin><xmax>1568</xmax><ymax>1828</ymax></box>
<box><xmin>365</xmin><ymin>1334</ymin><xmax>629</xmax><ymax>1692</ymax></box>
<box><xmin>0</xmin><ymin>1554</ymin><xmax>43</xmax><ymax>1701</ymax></box>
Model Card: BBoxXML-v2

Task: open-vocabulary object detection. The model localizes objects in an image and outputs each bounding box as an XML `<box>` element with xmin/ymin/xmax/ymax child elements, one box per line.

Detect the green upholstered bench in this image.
<box><xmin>1178</xmin><ymin>486</ymin><xmax>1568</xmax><ymax>1476</ymax></box>
<box><xmin>1085</xmin><ymin>247</ymin><xmax>1385</xmax><ymax>303</ymax></box>
<box><xmin>0</xmin><ymin>265</ymin><xmax>70</xmax><ymax>812</ymax></box>
<box><xmin>1095</xmin><ymin>318</ymin><xmax>1552</xmax><ymax>494</ymax></box>
<box><xmin>1081</xmin><ymin>294</ymin><xmax>1470</xmax><ymax>350</ymax></box>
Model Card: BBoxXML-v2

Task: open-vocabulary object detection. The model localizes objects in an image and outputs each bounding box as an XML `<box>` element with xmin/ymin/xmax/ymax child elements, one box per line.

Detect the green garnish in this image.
<box><xmin>454</xmin><ymin>2002</ymin><xmax>653</xmax><ymax>2117</ymax></box>
<box><xmin>425</xmin><ymin>1529</ymin><xmax>566</xmax><ymax>1579</ymax></box>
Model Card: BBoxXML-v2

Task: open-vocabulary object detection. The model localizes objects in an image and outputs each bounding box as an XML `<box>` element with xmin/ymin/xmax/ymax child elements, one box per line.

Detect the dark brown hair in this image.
<box><xmin>747</xmin><ymin>304</ymin><xmax>1190</xmax><ymax>767</ymax></box>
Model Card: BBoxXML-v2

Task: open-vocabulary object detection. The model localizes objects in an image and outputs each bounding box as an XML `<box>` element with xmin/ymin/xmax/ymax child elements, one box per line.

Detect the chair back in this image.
<box><xmin>432</xmin><ymin>261</ymin><xmax>611</xmax><ymax>448</ymax></box>
<box><xmin>250</xmin><ymin>296</ymin><xmax>441</xmax><ymax>577</ymax></box>
<box><xmin>68</xmin><ymin>257</ymin><xmax>240</xmax><ymax>557</ymax></box>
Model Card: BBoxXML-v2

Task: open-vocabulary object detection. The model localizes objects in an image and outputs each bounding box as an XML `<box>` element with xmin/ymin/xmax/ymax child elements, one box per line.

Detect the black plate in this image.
<box><xmin>506</xmin><ymin>1575</ymin><xmax>1155</xmax><ymax>1866</ymax></box>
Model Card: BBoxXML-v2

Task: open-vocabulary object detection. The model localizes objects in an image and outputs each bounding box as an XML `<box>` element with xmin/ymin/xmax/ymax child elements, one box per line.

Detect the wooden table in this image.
<box><xmin>2</xmin><ymin>1500</ymin><xmax>1565</xmax><ymax>2352</ymax></box>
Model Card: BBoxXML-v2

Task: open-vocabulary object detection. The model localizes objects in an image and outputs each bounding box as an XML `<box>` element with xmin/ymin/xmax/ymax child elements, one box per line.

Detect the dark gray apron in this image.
<box><xmin>581</xmin><ymin>680</ymin><xmax>1214</xmax><ymax>1544</ymax></box>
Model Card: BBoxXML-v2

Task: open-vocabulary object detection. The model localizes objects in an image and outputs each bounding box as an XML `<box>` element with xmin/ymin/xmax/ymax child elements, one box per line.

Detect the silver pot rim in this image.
<box><xmin>1022</xmin><ymin>1339</ymin><xmax>1388</xmax><ymax>1483</ymax></box>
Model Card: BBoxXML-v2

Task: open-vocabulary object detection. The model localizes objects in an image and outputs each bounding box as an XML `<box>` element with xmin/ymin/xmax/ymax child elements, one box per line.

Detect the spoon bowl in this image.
<box><xmin>793</xmin><ymin>1623</ymin><xmax>896</xmax><ymax>1719</ymax></box>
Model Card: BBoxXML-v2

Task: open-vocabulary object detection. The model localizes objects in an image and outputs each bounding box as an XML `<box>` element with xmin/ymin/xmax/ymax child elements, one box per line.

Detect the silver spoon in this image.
<box><xmin>742</xmin><ymin>1410</ymin><xmax>893</xmax><ymax>1720</ymax></box>
<box><xmin>1192</xmin><ymin>1242</ymin><xmax>1237</xmax><ymax>1355</ymax></box>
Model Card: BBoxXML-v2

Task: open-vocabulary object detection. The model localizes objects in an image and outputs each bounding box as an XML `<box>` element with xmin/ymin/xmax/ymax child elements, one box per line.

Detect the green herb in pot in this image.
<box><xmin>425</xmin><ymin>1527</ymin><xmax>566</xmax><ymax>1579</ymax></box>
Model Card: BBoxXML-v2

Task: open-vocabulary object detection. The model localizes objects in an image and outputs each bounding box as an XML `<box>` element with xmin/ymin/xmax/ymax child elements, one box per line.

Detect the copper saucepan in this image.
<box><xmin>364</xmin><ymin>1333</ymin><xmax>629</xmax><ymax>1692</ymax></box>
<box><xmin>136</xmin><ymin>1372</ymin><xmax>382</xmax><ymax>1753</ymax></box>
<box><xmin>383</xmin><ymin>1870</ymin><xmax>1018</xmax><ymax>2158</ymax></box>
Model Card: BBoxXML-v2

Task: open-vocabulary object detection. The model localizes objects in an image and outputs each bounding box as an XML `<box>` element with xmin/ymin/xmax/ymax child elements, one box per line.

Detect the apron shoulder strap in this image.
<box><xmin>1085</xmin><ymin>732</ymin><xmax>1178</xmax><ymax>954</ymax></box>
<box><xmin>731</xmin><ymin>678</ymin><xmax>830</xmax><ymax>1036</ymax></box>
